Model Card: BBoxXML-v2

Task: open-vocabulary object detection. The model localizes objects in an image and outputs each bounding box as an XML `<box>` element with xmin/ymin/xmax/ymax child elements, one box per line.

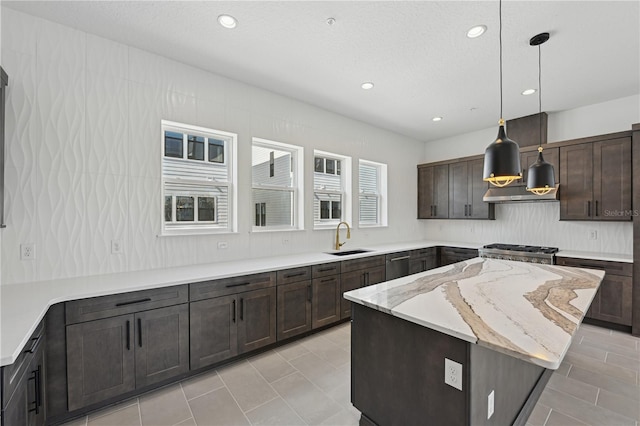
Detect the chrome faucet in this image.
<box><xmin>335</xmin><ymin>221</ymin><xmax>351</xmax><ymax>250</ymax></box>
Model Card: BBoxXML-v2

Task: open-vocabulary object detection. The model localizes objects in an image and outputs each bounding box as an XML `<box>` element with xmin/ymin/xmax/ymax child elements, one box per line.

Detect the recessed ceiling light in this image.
<box><xmin>467</xmin><ymin>25</ymin><xmax>487</xmax><ymax>38</ymax></box>
<box><xmin>522</xmin><ymin>89</ymin><xmax>537</xmax><ymax>96</ymax></box>
<box><xmin>218</xmin><ymin>14</ymin><xmax>237</xmax><ymax>29</ymax></box>
<box><xmin>432</xmin><ymin>117</ymin><xmax>443</xmax><ymax>122</ymax></box>
<box><xmin>361</xmin><ymin>82</ymin><xmax>374</xmax><ymax>90</ymax></box>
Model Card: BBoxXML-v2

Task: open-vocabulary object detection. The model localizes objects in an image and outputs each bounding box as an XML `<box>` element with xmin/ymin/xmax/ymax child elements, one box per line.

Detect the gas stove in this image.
<box><xmin>478</xmin><ymin>243</ymin><xmax>558</xmax><ymax>264</ymax></box>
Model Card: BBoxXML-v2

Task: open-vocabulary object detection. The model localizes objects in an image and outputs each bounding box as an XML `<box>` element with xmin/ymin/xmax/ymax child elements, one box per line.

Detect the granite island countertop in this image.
<box><xmin>344</xmin><ymin>257</ymin><xmax>605</xmax><ymax>369</ymax></box>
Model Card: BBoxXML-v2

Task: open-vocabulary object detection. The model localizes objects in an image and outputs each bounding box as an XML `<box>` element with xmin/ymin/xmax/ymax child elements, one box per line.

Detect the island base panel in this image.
<box><xmin>351</xmin><ymin>304</ymin><xmax>548</xmax><ymax>426</ymax></box>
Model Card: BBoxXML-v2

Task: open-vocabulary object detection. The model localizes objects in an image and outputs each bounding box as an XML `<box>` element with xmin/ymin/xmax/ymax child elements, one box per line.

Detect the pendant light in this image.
<box><xmin>483</xmin><ymin>0</ymin><xmax>522</xmax><ymax>187</ymax></box>
<box><xmin>526</xmin><ymin>32</ymin><xmax>556</xmax><ymax>195</ymax></box>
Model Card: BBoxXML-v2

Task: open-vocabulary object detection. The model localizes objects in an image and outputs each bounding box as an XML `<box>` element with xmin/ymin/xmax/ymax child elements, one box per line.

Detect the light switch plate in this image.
<box><xmin>444</xmin><ymin>358</ymin><xmax>463</xmax><ymax>391</ymax></box>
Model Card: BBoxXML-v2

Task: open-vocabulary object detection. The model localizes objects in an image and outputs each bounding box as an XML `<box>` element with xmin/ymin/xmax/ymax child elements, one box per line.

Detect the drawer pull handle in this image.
<box><xmin>232</xmin><ymin>300</ymin><xmax>236</xmax><ymax>323</ymax></box>
<box><xmin>284</xmin><ymin>272</ymin><xmax>307</xmax><ymax>278</ymax></box>
<box><xmin>317</xmin><ymin>267</ymin><xmax>336</xmax><ymax>273</ymax></box>
<box><xmin>240</xmin><ymin>298</ymin><xmax>244</xmax><ymax>321</ymax></box>
<box><xmin>23</xmin><ymin>336</ymin><xmax>40</xmax><ymax>354</ymax></box>
<box><xmin>126</xmin><ymin>320</ymin><xmax>131</xmax><ymax>350</ymax></box>
<box><xmin>321</xmin><ymin>277</ymin><xmax>336</xmax><ymax>283</ymax></box>
<box><xmin>226</xmin><ymin>282</ymin><xmax>251</xmax><ymax>288</ymax></box>
<box><xmin>28</xmin><ymin>366</ymin><xmax>41</xmax><ymax>414</ymax></box>
<box><xmin>390</xmin><ymin>256</ymin><xmax>410</xmax><ymax>262</ymax></box>
<box><xmin>116</xmin><ymin>298</ymin><xmax>152</xmax><ymax>307</ymax></box>
<box><xmin>307</xmin><ymin>285</ymin><xmax>312</xmax><ymax>302</ymax></box>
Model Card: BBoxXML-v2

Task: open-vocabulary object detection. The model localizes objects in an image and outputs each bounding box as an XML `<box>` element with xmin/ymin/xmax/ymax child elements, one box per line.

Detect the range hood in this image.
<box><xmin>483</xmin><ymin>184</ymin><xmax>559</xmax><ymax>203</ymax></box>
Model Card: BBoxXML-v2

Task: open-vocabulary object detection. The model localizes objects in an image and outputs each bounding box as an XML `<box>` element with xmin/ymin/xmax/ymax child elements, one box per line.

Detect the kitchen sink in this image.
<box><xmin>326</xmin><ymin>249</ymin><xmax>372</xmax><ymax>256</ymax></box>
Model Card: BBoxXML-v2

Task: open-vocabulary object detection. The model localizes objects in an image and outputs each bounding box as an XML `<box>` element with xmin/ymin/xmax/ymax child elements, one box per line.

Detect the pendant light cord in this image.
<box><xmin>499</xmin><ymin>0</ymin><xmax>503</xmax><ymax>119</ymax></box>
<box><xmin>538</xmin><ymin>43</ymin><xmax>542</xmax><ymax>149</ymax></box>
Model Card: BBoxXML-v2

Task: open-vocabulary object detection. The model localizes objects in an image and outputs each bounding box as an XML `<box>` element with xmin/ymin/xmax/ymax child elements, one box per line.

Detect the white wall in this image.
<box><xmin>0</xmin><ymin>8</ymin><xmax>426</xmax><ymax>285</ymax></box>
<box><xmin>422</xmin><ymin>95</ymin><xmax>639</xmax><ymax>254</ymax></box>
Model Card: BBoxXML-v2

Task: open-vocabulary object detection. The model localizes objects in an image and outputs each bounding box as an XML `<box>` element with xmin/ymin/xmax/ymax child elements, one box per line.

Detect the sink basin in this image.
<box><xmin>326</xmin><ymin>249</ymin><xmax>372</xmax><ymax>256</ymax></box>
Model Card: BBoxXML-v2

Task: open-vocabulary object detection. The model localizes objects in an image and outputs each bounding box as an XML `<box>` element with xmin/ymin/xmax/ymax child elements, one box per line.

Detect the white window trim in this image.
<box><xmin>358</xmin><ymin>159</ymin><xmax>388</xmax><ymax>228</ymax></box>
<box><xmin>251</xmin><ymin>137</ymin><xmax>304</xmax><ymax>232</ymax></box>
<box><xmin>160</xmin><ymin>120</ymin><xmax>237</xmax><ymax>236</ymax></box>
<box><xmin>313</xmin><ymin>150</ymin><xmax>352</xmax><ymax>230</ymax></box>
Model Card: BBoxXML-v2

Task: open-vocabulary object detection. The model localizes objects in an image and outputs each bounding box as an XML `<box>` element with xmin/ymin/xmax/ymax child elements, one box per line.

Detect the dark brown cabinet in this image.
<box><xmin>556</xmin><ymin>257</ymin><xmax>633</xmax><ymax>326</ymax></box>
<box><xmin>560</xmin><ymin>137</ymin><xmax>631</xmax><ymax>221</ymax></box>
<box><xmin>439</xmin><ymin>247</ymin><xmax>478</xmax><ymax>266</ymax></box>
<box><xmin>312</xmin><ymin>275</ymin><xmax>341</xmax><ymax>328</ymax></box>
<box><xmin>340</xmin><ymin>256</ymin><xmax>386</xmax><ymax>319</ymax></box>
<box><xmin>190</xmin><ymin>288</ymin><xmax>277</xmax><ymax>370</ymax></box>
<box><xmin>277</xmin><ymin>280</ymin><xmax>312</xmax><ymax>340</ymax></box>
<box><xmin>2</xmin><ymin>323</ymin><xmax>46</xmax><ymax>426</ymax></box>
<box><xmin>417</xmin><ymin>164</ymin><xmax>449</xmax><ymax>219</ymax></box>
<box><xmin>449</xmin><ymin>158</ymin><xmax>494</xmax><ymax>220</ymax></box>
<box><xmin>409</xmin><ymin>247</ymin><xmax>438</xmax><ymax>274</ymax></box>
<box><xmin>67</xmin><ymin>303</ymin><xmax>189</xmax><ymax>410</ymax></box>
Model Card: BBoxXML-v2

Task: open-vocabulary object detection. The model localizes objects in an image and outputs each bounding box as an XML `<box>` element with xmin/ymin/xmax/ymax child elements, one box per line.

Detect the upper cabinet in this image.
<box><xmin>449</xmin><ymin>158</ymin><xmax>494</xmax><ymax>220</ymax></box>
<box><xmin>417</xmin><ymin>164</ymin><xmax>448</xmax><ymax>219</ymax></box>
<box><xmin>560</xmin><ymin>136</ymin><xmax>631</xmax><ymax>221</ymax></box>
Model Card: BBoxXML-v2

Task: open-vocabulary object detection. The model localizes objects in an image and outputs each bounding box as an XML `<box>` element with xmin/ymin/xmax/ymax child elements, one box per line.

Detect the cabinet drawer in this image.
<box><xmin>440</xmin><ymin>247</ymin><xmax>478</xmax><ymax>258</ymax></box>
<box><xmin>311</xmin><ymin>263</ymin><xmax>341</xmax><ymax>278</ymax></box>
<box><xmin>190</xmin><ymin>272</ymin><xmax>276</xmax><ymax>302</ymax></box>
<box><xmin>2</xmin><ymin>320</ymin><xmax>44</xmax><ymax>410</ymax></box>
<box><xmin>66</xmin><ymin>285</ymin><xmax>188</xmax><ymax>325</ymax></box>
<box><xmin>277</xmin><ymin>267</ymin><xmax>312</xmax><ymax>285</ymax></box>
<box><xmin>555</xmin><ymin>257</ymin><xmax>632</xmax><ymax>277</ymax></box>
<box><xmin>410</xmin><ymin>247</ymin><xmax>437</xmax><ymax>259</ymax></box>
<box><xmin>341</xmin><ymin>255</ymin><xmax>385</xmax><ymax>273</ymax></box>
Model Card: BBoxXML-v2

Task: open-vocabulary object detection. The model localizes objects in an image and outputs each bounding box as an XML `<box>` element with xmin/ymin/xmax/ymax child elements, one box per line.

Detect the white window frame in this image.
<box><xmin>358</xmin><ymin>159</ymin><xmax>388</xmax><ymax>228</ymax></box>
<box><xmin>313</xmin><ymin>150</ymin><xmax>352</xmax><ymax>229</ymax></box>
<box><xmin>251</xmin><ymin>137</ymin><xmax>304</xmax><ymax>232</ymax></box>
<box><xmin>161</xmin><ymin>120</ymin><xmax>237</xmax><ymax>236</ymax></box>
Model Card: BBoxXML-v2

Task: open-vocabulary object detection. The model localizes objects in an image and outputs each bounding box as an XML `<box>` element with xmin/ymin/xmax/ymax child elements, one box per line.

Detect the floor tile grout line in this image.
<box><xmin>179</xmin><ymin>383</ymin><xmax>197</xmax><ymax>424</ymax></box>
<box><xmin>542</xmin><ymin>407</ymin><xmax>552</xmax><ymax>426</ymax></box>
<box><xmin>594</xmin><ymin>388</ymin><xmax>600</xmax><ymax>405</ymax></box>
<box><xmin>257</xmin><ymin>371</ymin><xmax>311</xmax><ymax>425</ymax></box>
<box><xmin>85</xmin><ymin>398</ymin><xmax>139</xmax><ymax>422</ymax></box>
<box><xmin>137</xmin><ymin>398</ymin><xmax>143</xmax><ymax>426</ymax></box>
<box><xmin>215</xmin><ymin>362</ymin><xmax>258</xmax><ymax>425</ymax></box>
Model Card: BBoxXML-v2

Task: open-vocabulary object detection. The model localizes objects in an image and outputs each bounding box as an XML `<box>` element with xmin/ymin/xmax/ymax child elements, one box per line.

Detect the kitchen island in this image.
<box><xmin>344</xmin><ymin>258</ymin><xmax>605</xmax><ymax>426</ymax></box>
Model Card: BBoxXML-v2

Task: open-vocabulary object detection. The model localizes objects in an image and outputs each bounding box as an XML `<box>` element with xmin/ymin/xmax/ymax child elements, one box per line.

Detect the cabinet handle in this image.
<box><xmin>317</xmin><ymin>267</ymin><xmax>336</xmax><ymax>273</ymax></box>
<box><xmin>23</xmin><ymin>336</ymin><xmax>40</xmax><ymax>354</ymax></box>
<box><xmin>321</xmin><ymin>277</ymin><xmax>336</xmax><ymax>283</ymax></box>
<box><xmin>434</xmin><ymin>205</ymin><xmax>437</xmax><ymax>217</ymax></box>
<box><xmin>430</xmin><ymin>205</ymin><xmax>434</xmax><ymax>216</ymax></box>
<box><xmin>468</xmin><ymin>204</ymin><xmax>472</xmax><ymax>217</ymax></box>
<box><xmin>116</xmin><ymin>298</ymin><xmax>152</xmax><ymax>307</ymax></box>
<box><xmin>390</xmin><ymin>256</ymin><xmax>410</xmax><ymax>262</ymax></box>
<box><xmin>587</xmin><ymin>201</ymin><xmax>591</xmax><ymax>217</ymax></box>
<box><xmin>126</xmin><ymin>320</ymin><xmax>131</xmax><ymax>350</ymax></box>
<box><xmin>365</xmin><ymin>272</ymin><xmax>370</xmax><ymax>286</ymax></box>
<box><xmin>284</xmin><ymin>271</ymin><xmax>307</xmax><ymax>278</ymax></box>
<box><xmin>464</xmin><ymin>204</ymin><xmax>468</xmax><ymax>216</ymax></box>
<box><xmin>138</xmin><ymin>318</ymin><xmax>143</xmax><ymax>348</ymax></box>
<box><xmin>307</xmin><ymin>285</ymin><xmax>312</xmax><ymax>302</ymax></box>
<box><xmin>28</xmin><ymin>366</ymin><xmax>41</xmax><ymax>414</ymax></box>
<box><xmin>240</xmin><ymin>298</ymin><xmax>244</xmax><ymax>321</ymax></box>
<box><xmin>232</xmin><ymin>300</ymin><xmax>236</xmax><ymax>323</ymax></box>
<box><xmin>595</xmin><ymin>200</ymin><xmax>599</xmax><ymax>217</ymax></box>
<box><xmin>422</xmin><ymin>259</ymin><xmax>427</xmax><ymax>271</ymax></box>
<box><xmin>226</xmin><ymin>282</ymin><xmax>251</xmax><ymax>288</ymax></box>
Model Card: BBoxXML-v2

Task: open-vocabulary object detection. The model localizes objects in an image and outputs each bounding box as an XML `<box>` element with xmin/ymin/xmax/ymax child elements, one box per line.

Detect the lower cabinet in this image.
<box><xmin>439</xmin><ymin>247</ymin><xmax>478</xmax><ymax>266</ymax></box>
<box><xmin>409</xmin><ymin>248</ymin><xmax>438</xmax><ymax>274</ymax></box>
<box><xmin>190</xmin><ymin>288</ymin><xmax>277</xmax><ymax>370</ymax></box>
<box><xmin>339</xmin><ymin>260</ymin><xmax>385</xmax><ymax>319</ymax></box>
<box><xmin>277</xmin><ymin>281</ymin><xmax>312</xmax><ymax>340</ymax></box>
<box><xmin>66</xmin><ymin>304</ymin><xmax>189</xmax><ymax>411</ymax></box>
<box><xmin>312</xmin><ymin>276</ymin><xmax>341</xmax><ymax>328</ymax></box>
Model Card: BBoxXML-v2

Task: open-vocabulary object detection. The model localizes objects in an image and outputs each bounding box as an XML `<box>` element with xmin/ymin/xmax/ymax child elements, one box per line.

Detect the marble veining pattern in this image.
<box><xmin>344</xmin><ymin>258</ymin><xmax>605</xmax><ymax>369</ymax></box>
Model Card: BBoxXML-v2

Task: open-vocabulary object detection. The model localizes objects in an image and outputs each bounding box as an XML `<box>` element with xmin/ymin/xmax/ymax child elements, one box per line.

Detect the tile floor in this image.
<box><xmin>61</xmin><ymin>322</ymin><xmax>639</xmax><ymax>426</ymax></box>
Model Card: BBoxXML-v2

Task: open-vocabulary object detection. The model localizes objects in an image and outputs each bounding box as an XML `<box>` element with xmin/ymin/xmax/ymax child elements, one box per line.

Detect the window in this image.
<box><xmin>162</xmin><ymin>120</ymin><xmax>237</xmax><ymax>235</ymax></box>
<box><xmin>252</xmin><ymin>138</ymin><xmax>304</xmax><ymax>231</ymax></box>
<box><xmin>359</xmin><ymin>159</ymin><xmax>388</xmax><ymax>227</ymax></box>
<box><xmin>314</xmin><ymin>150</ymin><xmax>351</xmax><ymax>228</ymax></box>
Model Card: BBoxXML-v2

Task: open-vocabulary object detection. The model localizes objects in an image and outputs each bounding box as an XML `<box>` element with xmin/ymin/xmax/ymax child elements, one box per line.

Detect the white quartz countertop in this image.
<box><xmin>344</xmin><ymin>258</ymin><xmax>605</xmax><ymax>369</ymax></box>
<box><xmin>0</xmin><ymin>240</ymin><xmax>480</xmax><ymax>366</ymax></box>
<box><xmin>556</xmin><ymin>250</ymin><xmax>633</xmax><ymax>263</ymax></box>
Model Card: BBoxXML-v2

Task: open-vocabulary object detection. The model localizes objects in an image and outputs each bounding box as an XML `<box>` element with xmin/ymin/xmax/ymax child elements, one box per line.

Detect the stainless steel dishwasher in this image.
<box><xmin>385</xmin><ymin>251</ymin><xmax>410</xmax><ymax>280</ymax></box>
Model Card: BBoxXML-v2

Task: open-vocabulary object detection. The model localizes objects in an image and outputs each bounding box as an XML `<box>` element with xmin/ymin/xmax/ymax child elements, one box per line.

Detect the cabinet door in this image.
<box><xmin>432</xmin><ymin>164</ymin><xmax>449</xmax><ymax>218</ymax></box>
<box><xmin>66</xmin><ymin>315</ymin><xmax>135</xmax><ymax>411</ymax></box>
<box><xmin>340</xmin><ymin>271</ymin><xmax>365</xmax><ymax>319</ymax></box>
<box><xmin>588</xmin><ymin>275</ymin><xmax>633</xmax><ymax>326</ymax></box>
<box><xmin>520</xmin><ymin>147</ymin><xmax>559</xmax><ymax>185</ymax></box>
<box><xmin>448</xmin><ymin>162</ymin><xmax>468</xmax><ymax>219</ymax></box>
<box><xmin>237</xmin><ymin>287</ymin><xmax>277</xmax><ymax>354</ymax></box>
<box><xmin>593</xmin><ymin>137</ymin><xmax>631</xmax><ymax>221</ymax></box>
<box><xmin>366</xmin><ymin>265</ymin><xmax>386</xmax><ymax>286</ymax></box>
<box><xmin>417</xmin><ymin>166</ymin><xmax>435</xmax><ymax>219</ymax></box>
<box><xmin>190</xmin><ymin>295</ymin><xmax>238</xmax><ymax>370</ymax></box>
<box><xmin>409</xmin><ymin>255</ymin><xmax>438</xmax><ymax>275</ymax></box>
<box><xmin>560</xmin><ymin>143</ymin><xmax>593</xmax><ymax>220</ymax></box>
<box><xmin>277</xmin><ymin>281</ymin><xmax>312</xmax><ymax>340</ymax></box>
<box><xmin>2</xmin><ymin>374</ymin><xmax>28</xmax><ymax>426</ymax></box>
<box><xmin>27</xmin><ymin>342</ymin><xmax>46</xmax><ymax>426</ymax></box>
<box><xmin>312</xmin><ymin>276</ymin><xmax>341</xmax><ymax>328</ymax></box>
<box><xmin>467</xmin><ymin>159</ymin><xmax>493</xmax><ymax>219</ymax></box>
<box><xmin>135</xmin><ymin>304</ymin><xmax>189</xmax><ymax>388</ymax></box>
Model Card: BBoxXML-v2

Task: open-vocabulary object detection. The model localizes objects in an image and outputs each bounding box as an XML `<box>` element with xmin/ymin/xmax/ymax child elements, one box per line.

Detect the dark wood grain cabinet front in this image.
<box><xmin>277</xmin><ymin>280</ymin><xmax>312</xmax><ymax>340</ymax></box>
<box><xmin>560</xmin><ymin>137</ymin><xmax>631</xmax><ymax>221</ymax></box>
<box><xmin>439</xmin><ymin>247</ymin><xmax>478</xmax><ymax>267</ymax></box>
<box><xmin>449</xmin><ymin>159</ymin><xmax>494</xmax><ymax>220</ymax></box>
<box><xmin>409</xmin><ymin>247</ymin><xmax>438</xmax><ymax>274</ymax></box>
<box><xmin>340</xmin><ymin>256</ymin><xmax>385</xmax><ymax>319</ymax></box>
<box><xmin>312</xmin><ymin>275</ymin><xmax>341</xmax><ymax>328</ymax></box>
<box><xmin>417</xmin><ymin>164</ymin><xmax>449</xmax><ymax>219</ymax></box>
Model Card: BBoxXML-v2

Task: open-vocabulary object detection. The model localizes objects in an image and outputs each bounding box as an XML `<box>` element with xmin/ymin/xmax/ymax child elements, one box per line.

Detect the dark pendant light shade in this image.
<box><xmin>482</xmin><ymin>0</ymin><xmax>522</xmax><ymax>188</ymax></box>
<box><xmin>526</xmin><ymin>32</ymin><xmax>556</xmax><ymax>196</ymax></box>
<box><xmin>483</xmin><ymin>119</ymin><xmax>522</xmax><ymax>187</ymax></box>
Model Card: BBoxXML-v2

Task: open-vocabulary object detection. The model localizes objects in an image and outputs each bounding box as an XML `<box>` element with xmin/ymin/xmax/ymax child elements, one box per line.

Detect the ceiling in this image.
<box><xmin>4</xmin><ymin>1</ymin><xmax>639</xmax><ymax>142</ymax></box>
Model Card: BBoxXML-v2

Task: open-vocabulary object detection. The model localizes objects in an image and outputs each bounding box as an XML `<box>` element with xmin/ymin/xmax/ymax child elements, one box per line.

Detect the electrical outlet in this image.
<box><xmin>282</xmin><ymin>238</ymin><xmax>289</xmax><ymax>245</ymax></box>
<box><xmin>217</xmin><ymin>241</ymin><xmax>228</xmax><ymax>250</ymax></box>
<box><xmin>488</xmin><ymin>390</ymin><xmax>495</xmax><ymax>419</ymax></box>
<box><xmin>444</xmin><ymin>358</ymin><xmax>463</xmax><ymax>391</ymax></box>
<box><xmin>588</xmin><ymin>230</ymin><xmax>598</xmax><ymax>240</ymax></box>
<box><xmin>21</xmin><ymin>243</ymin><xmax>36</xmax><ymax>260</ymax></box>
<box><xmin>111</xmin><ymin>239</ymin><xmax>122</xmax><ymax>255</ymax></box>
